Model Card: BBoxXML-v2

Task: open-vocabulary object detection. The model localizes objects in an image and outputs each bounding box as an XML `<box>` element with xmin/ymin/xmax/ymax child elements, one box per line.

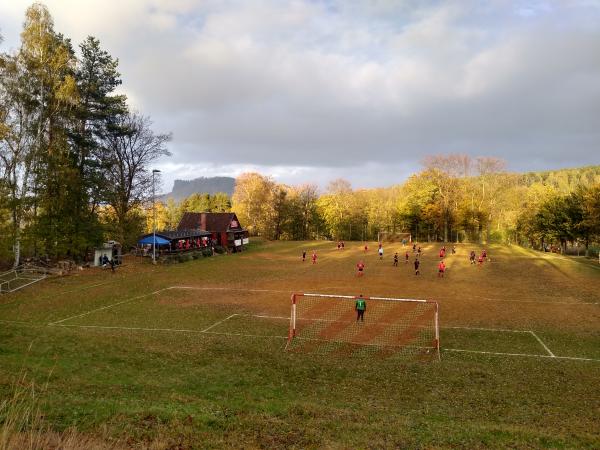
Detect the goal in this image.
<box><xmin>378</xmin><ymin>231</ymin><xmax>411</xmax><ymax>243</ymax></box>
<box><xmin>287</xmin><ymin>293</ymin><xmax>439</xmax><ymax>359</ymax></box>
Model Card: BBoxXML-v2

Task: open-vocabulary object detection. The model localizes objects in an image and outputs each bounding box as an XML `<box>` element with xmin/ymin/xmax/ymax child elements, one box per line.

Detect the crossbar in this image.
<box><xmin>300</xmin><ymin>293</ymin><xmax>430</xmax><ymax>303</ymax></box>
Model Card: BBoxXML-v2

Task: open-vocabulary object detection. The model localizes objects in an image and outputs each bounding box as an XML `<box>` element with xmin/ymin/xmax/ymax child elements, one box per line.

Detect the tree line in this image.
<box><xmin>0</xmin><ymin>4</ymin><xmax>169</xmax><ymax>267</ymax></box>
<box><xmin>229</xmin><ymin>158</ymin><xmax>600</xmax><ymax>256</ymax></box>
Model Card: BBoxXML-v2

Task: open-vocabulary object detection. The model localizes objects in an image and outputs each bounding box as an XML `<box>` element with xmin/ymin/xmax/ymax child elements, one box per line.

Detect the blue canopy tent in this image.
<box><xmin>138</xmin><ymin>235</ymin><xmax>170</xmax><ymax>246</ymax></box>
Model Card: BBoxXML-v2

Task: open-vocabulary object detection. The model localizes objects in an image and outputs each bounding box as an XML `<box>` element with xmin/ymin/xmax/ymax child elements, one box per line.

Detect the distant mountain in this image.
<box><xmin>162</xmin><ymin>176</ymin><xmax>235</xmax><ymax>201</ymax></box>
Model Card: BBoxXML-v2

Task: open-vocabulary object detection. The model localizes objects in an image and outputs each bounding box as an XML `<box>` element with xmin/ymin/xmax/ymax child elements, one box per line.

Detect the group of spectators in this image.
<box><xmin>175</xmin><ymin>238</ymin><xmax>212</xmax><ymax>251</ymax></box>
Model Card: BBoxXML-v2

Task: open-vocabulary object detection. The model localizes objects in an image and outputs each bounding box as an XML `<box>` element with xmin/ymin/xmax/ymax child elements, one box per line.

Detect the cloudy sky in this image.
<box><xmin>1</xmin><ymin>0</ymin><xmax>599</xmax><ymax>192</ymax></box>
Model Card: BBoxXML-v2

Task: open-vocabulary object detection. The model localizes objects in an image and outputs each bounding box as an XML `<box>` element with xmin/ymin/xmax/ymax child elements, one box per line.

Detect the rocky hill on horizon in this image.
<box><xmin>161</xmin><ymin>176</ymin><xmax>235</xmax><ymax>201</ymax></box>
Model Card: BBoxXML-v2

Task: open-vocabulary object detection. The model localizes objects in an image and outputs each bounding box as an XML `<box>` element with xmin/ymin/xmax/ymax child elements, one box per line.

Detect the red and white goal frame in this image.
<box><xmin>287</xmin><ymin>292</ymin><xmax>440</xmax><ymax>358</ymax></box>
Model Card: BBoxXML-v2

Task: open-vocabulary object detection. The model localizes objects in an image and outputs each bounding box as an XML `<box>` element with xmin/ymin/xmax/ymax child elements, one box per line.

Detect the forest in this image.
<box><xmin>0</xmin><ymin>4</ymin><xmax>169</xmax><ymax>267</ymax></box>
<box><xmin>229</xmin><ymin>161</ymin><xmax>600</xmax><ymax>255</ymax></box>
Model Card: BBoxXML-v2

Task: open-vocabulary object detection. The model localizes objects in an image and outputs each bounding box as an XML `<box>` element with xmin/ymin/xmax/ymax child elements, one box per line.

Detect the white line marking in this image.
<box><xmin>53</xmin><ymin>323</ymin><xmax>288</xmax><ymax>340</ymax></box>
<box><xmin>475</xmin><ymin>297</ymin><xmax>598</xmax><ymax>305</ymax></box>
<box><xmin>202</xmin><ymin>330</ymin><xmax>288</xmax><ymax>339</ymax></box>
<box><xmin>56</xmin><ymin>280</ymin><xmax>116</xmax><ymax>293</ymax></box>
<box><xmin>0</xmin><ymin>281</ymin><xmax>118</xmax><ymax>308</ymax></box>
<box><xmin>48</xmin><ymin>288</ymin><xmax>167</xmax><ymax>325</ymax></box>
<box><xmin>299</xmin><ymin>292</ymin><xmax>430</xmax><ymax>303</ymax></box>
<box><xmin>442</xmin><ymin>326</ymin><xmax>531</xmax><ymax>333</ymax></box>
<box><xmin>252</xmin><ymin>314</ymin><xmax>290</xmax><ymax>320</ymax></box>
<box><xmin>443</xmin><ymin>348</ymin><xmax>600</xmax><ymax>362</ymax></box>
<box><xmin>176</xmin><ymin>286</ymin><xmax>292</xmax><ymax>293</ymax></box>
<box><xmin>529</xmin><ymin>331</ymin><xmax>555</xmax><ymax>357</ymax></box>
<box><xmin>55</xmin><ymin>324</ymin><xmax>206</xmax><ymax>333</ymax></box>
<box><xmin>200</xmin><ymin>314</ymin><xmax>238</xmax><ymax>332</ymax></box>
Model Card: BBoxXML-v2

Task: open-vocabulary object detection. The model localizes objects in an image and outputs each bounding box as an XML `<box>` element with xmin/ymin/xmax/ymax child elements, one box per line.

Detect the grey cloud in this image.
<box><xmin>1</xmin><ymin>0</ymin><xmax>599</xmax><ymax>189</ymax></box>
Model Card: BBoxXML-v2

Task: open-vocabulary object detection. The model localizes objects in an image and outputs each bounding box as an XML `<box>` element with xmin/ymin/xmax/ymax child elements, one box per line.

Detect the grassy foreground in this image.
<box><xmin>1</xmin><ymin>240</ymin><xmax>599</xmax><ymax>449</ymax></box>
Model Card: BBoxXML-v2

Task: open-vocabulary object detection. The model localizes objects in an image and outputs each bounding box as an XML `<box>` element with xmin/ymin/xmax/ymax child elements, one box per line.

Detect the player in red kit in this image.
<box><xmin>356</xmin><ymin>260</ymin><xmax>365</xmax><ymax>276</ymax></box>
<box><xmin>438</xmin><ymin>260</ymin><xmax>446</xmax><ymax>278</ymax></box>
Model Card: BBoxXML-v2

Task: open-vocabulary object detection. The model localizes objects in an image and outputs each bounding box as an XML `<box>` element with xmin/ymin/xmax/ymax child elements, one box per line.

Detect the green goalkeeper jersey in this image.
<box><xmin>355</xmin><ymin>299</ymin><xmax>366</xmax><ymax>310</ymax></box>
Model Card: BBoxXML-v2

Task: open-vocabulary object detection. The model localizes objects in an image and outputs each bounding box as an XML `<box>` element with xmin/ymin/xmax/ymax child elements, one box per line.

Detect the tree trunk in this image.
<box><xmin>13</xmin><ymin>238</ymin><xmax>20</xmax><ymax>269</ymax></box>
<box><xmin>444</xmin><ymin>216</ymin><xmax>448</xmax><ymax>242</ymax></box>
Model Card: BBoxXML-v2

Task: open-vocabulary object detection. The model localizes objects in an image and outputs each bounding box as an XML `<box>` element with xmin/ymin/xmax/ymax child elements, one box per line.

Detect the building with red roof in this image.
<box><xmin>177</xmin><ymin>212</ymin><xmax>249</xmax><ymax>251</ymax></box>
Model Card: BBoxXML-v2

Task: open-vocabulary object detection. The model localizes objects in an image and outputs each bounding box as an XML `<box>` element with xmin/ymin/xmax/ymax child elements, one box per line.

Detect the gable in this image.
<box><xmin>177</xmin><ymin>212</ymin><xmax>244</xmax><ymax>232</ymax></box>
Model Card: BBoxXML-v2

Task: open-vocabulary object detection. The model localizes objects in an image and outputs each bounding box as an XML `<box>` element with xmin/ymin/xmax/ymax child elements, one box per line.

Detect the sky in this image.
<box><xmin>1</xmin><ymin>0</ymin><xmax>599</xmax><ymax>193</ymax></box>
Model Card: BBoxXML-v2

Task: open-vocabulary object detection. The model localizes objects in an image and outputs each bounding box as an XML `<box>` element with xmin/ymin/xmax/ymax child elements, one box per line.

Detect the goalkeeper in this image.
<box><xmin>355</xmin><ymin>294</ymin><xmax>367</xmax><ymax>322</ymax></box>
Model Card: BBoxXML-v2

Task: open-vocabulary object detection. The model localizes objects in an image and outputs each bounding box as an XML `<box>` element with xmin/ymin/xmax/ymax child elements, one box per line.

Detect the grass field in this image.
<box><xmin>1</xmin><ymin>240</ymin><xmax>599</xmax><ymax>448</ymax></box>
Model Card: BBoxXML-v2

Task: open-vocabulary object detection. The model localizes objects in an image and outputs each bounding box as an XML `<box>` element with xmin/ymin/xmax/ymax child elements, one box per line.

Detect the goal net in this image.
<box><xmin>378</xmin><ymin>232</ymin><xmax>411</xmax><ymax>243</ymax></box>
<box><xmin>287</xmin><ymin>293</ymin><xmax>439</xmax><ymax>359</ymax></box>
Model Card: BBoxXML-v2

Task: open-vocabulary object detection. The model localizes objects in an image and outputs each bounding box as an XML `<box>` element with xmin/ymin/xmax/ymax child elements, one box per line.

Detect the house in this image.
<box><xmin>177</xmin><ymin>212</ymin><xmax>249</xmax><ymax>251</ymax></box>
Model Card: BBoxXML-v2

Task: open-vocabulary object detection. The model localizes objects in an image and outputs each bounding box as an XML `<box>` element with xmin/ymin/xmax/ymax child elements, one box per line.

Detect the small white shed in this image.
<box><xmin>93</xmin><ymin>241</ymin><xmax>122</xmax><ymax>267</ymax></box>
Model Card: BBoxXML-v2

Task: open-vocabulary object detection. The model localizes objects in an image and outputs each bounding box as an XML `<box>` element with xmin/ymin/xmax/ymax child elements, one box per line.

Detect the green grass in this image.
<box><xmin>1</xmin><ymin>240</ymin><xmax>599</xmax><ymax>448</ymax></box>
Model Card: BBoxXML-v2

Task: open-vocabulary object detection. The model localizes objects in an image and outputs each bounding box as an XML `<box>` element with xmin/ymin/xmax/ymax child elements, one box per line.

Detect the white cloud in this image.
<box><xmin>1</xmin><ymin>0</ymin><xmax>599</xmax><ymax>191</ymax></box>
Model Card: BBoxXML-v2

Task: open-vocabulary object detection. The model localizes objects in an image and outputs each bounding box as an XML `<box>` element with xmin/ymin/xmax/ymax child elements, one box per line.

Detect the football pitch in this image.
<box><xmin>1</xmin><ymin>241</ymin><xmax>599</xmax><ymax>448</ymax></box>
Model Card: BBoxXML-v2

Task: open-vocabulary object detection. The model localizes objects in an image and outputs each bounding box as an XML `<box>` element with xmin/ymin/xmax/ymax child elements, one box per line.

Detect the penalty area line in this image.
<box><xmin>443</xmin><ymin>348</ymin><xmax>600</xmax><ymax>362</ymax></box>
<box><xmin>529</xmin><ymin>331</ymin><xmax>555</xmax><ymax>357</ymax></box>
<box><xmin>200</xmin><ymin>314</ymin><xmax>238</xmax><ymax>332</ymax></box>
<box><xmin>52</xmin><ymin>323</ymin><xmax>288</xmax><ymax>340</ymax></box>
<box><xmin>442</xmin><ymin>326</ymin><xmax>532</xmax><ymax>333</ymax></box>
<box><xmin>175</xmin><ymin>286</ymin><xmax>293</xmax><ymax>294</ymax></box>
<box><xmin>48</xmin><ymin>288</ymin><xmax>168</xmax><ymax>326</ymax></box>
<box><xmin>202</xmin><ymin>330</ymin><xmax>288</xmax><ymax>339</ymax></box>
<box><xmin>54</xmin><ymin>324</ymin><xmax>206</xmax><ymax>333</ymax></box>
<box><xmin>475</xmin><ymin>296</ymin><xmax>598</xmax><ymax>305</ymax></box>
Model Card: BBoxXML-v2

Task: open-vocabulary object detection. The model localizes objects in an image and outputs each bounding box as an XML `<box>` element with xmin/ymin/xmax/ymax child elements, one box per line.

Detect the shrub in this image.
<box><xmin>178</xmin><ymin>253</ymin><xmax>193</xmax><ymax>263</ymax></box>
<box><xmin>201</xmin><ymin>248</ymin><xmax>213</xmax><ymax>257</ymax></box>
<box><xmin>160</xmin><ymin>255</ymin><xmax>178</xmax><ymax>264</ymax></box>
<box><xmin>213</xmin><ymin>245</ymin><xmax>226</xmax><ymax>254</ymax></box>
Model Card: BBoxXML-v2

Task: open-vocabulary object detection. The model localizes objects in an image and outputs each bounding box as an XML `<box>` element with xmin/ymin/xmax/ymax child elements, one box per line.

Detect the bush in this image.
<box><xmin>191</xmin><ymin>251</ymin><xmax>201</xmax><ymax>260</ymax></box>
<box><xmin>177</xmin><ymin>253</ymin><xmax>193</xmax><ymax>263</ymax></box>
<box><xmin>213</xmin><ymin>245</ymin><xmax>226</xmax><ymax>254</ymax></box>
<box><xmin>201</xmin><ymin>248</ymin><xmax>213</xmax><ymax>257</ymax></box>
<box><xmin>488</xmin><ymin>230</ymin><xmax>505</xmax><ymax>243</ymax></box>
<box><xmin>160</xmin><ymin>255</ymin><xmax>178</xmax><ymax>264</ymax></box>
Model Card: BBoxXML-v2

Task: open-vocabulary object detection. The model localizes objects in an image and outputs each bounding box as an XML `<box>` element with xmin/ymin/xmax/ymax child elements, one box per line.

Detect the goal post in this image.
<box><xmin>378</xmin><ymin>231</ymin><xmax>411</xmax><ymax>243</ymax></box>
<box><xmin>287</xmin><ymin>293</ymin><xmax>440</xmax><ymax>359</ymax></box>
